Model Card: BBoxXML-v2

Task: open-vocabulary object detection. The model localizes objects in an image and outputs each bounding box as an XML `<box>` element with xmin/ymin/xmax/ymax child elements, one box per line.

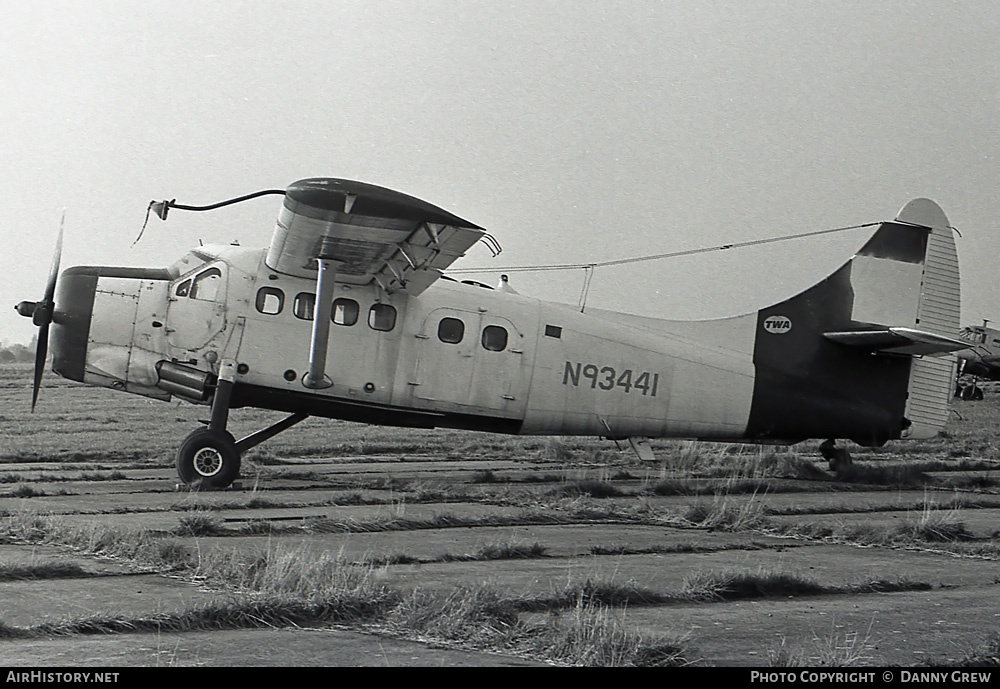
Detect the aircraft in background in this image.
<box><xmin>15</xmin><ymin>179</ymin><xmax>967</xmax><ymax>486</ymax></box>
<box><xmin>954</xmin><ymin>320</ymin><xmax>1000</xmax><ymax>399</ymax></box>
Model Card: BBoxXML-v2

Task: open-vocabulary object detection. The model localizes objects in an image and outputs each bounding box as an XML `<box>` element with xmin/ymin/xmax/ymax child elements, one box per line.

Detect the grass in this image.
<box><xmin>0</xmin><ymin>514</ymin><xmax>690</xmax><ymax>666</ymax></box>
<box><xmin>834</xmin><ymin>463</ymin><xmax>933</xmax><ymax>486</ymax></box>
<box><xmin>768</xmin><ymin>621</ymin><xmax>878</xmax><ymax>667</ymax></box>
<box><xmin>937</xmin><ymin>636</ymin><xmax>1000</xmax><ymax>667</ymax></box>
<box><xmin>589</xmin><ymin>541</ymin><xmax>772</xmax><ymax>556</ymax></box>
<box><xmin>904</xmin><ymin>497</ymin><xmax>976</xmax><ymax>542</ymax></box>
<box><xmin>470</xmin><ymin>539</ymin><xmax>548</xmax><ymax>560</ymax></box>
<box><xmin>8</xmin><ymin>484</ymin><xmax>45</xmax><ymax>498</ymax></box>
<box><xmin>545</xmin><ymin>479</ymin><xmax>625</xmax><ymax>499</ymax></box>
<box><xmin>0</xmin><ymin>471</ymin><xmax>127</xmax><ymax>483</ymax></box>
<box><xmin>681</xmin><ymin>568</ymin><xmax>930</xmax><ymax>602</ymax></box>
<box><xmin>682</xmin><ymin>567</ymin><xmax>826</xmax><ymax>601</ymax></box>
<box><xmin>174</xmin><ymin>513</ymin><xmax>227</xmax><ymax>537</ymax></box>
<box><xmin>775</xmin><ymin>493</ymin><xmax>981</xmax><ymax>548</ymax></box>
<box><xmin>537</xmin><ymin>599</ymin><xmax>689</xmax><ymax>667</ymax></box>
<box><xmin>1</xmin><ymin>512</ymin><xmax>194</xmax><ymax>572</ymax></box>
<box><xmin>0</xmin><ymin>562</ymin><xmax>89</xmax><ymax>581</ymax></box>
<box><xmin>28</xmin><ymin>594</ymin><xmax>398</xmax><ymax>637</ymax></box>
<box><xmin>0</xmin><ymin>508</ymin><xmax>955</xmax><ymax>666</ymax></box>
<box><xmin>682</xmin><ymin>488</ymin><xmax>771</xmax><ymax>531</ymax></box>
<box><xmin>470</xmin><ymin>469</ymin><xmax>501</xmax><ymax>483</ymax></box>
<box><xmin>514</xmin><ymin>577</ymin><xmax>676</xmax><ymax>612</ymax></box>
<box><xmin>384</xmin><ymin>585</ymin><xmax>688</xmax><ymax>666</ymax></box>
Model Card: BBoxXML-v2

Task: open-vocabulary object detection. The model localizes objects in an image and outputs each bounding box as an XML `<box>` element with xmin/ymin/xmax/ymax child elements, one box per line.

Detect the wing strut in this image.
<box><xmin>303</xmin><ymin>257</ymin><xmax>340</xmax><ymax>389</ymax></box>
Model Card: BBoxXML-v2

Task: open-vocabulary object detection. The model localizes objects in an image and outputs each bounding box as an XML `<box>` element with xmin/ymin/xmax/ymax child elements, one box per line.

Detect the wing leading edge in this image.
<box><xmin>265</xmin><ymin>178</ymin><xmax>486</xmax><ymax>296</ymax></box>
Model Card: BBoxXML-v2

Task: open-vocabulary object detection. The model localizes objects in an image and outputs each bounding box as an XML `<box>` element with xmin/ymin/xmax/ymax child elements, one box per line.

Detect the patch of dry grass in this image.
<box><xmin>0</xmin><ymin>562</ymin><xmax>89</xmax><ymax>581</ymax></box>
<box><xmin>768</xmin><ymin>620</ymin><xmax>878</xmax><ymax>667</ymax></box>
<box><xmin>683</xmin><ymin>568</ymin><xmax>823</xmax><ymax>601</ymax></box>
<box><xmin>537</xmin><ymin>599</ymin><xmax>689</xmax><ymax>667</ymax></box>
<box><xmin>682</xmin><ymin>488</ymin><xmax>771</xmax><ymax>531</ymax></box>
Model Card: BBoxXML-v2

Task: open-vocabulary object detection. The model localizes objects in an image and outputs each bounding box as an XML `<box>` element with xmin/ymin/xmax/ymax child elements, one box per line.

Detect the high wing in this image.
<box><xmin>265</xmin><ymin>178</ymin><xmax>487</xmax><ymax>296</ymax></box>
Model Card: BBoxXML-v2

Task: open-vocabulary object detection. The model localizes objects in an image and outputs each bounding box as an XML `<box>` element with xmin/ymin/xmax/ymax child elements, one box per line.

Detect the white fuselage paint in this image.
<box><xmin>78</xmin><ymin>246</ymin><xmax>758</xmax><ymax>441</ymax></box>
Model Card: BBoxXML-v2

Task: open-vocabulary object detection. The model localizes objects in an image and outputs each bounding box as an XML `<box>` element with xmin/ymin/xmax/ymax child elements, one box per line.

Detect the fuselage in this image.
<box><xmin>52</xmin><ymin>244</ymin><xmax>761</xmax><ymax>441</ymax></box>
<box><xmin>49</xmin><ymin>236</ymin><xmax>937</xmax><ymax>448</ymax></box>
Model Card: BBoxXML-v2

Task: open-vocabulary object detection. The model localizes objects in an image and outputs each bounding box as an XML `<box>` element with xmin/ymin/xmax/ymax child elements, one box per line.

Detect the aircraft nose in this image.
<box><xmin>50</xmin><ymin>268</ymin><xmax>98</xmax><ymax>383</ymax></box>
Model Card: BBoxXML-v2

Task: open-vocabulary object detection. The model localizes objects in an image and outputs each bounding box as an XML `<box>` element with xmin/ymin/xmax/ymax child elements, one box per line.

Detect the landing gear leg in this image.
<box><xmin>176</xmin><ymin>360</ymin><xmax>241</xmax><ymax>489</ymax></box>
<box><xmin>819</xmin><ymin>439</ymin><xmax>852</xmax><ymax>472</ymax></box>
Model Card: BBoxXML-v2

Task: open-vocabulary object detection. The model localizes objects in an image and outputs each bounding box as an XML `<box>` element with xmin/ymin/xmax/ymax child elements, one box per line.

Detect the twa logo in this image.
<box><xmin>763</xmin><ymin>316</ymin><xmax>792</xmax><ymax>334</ymax></box>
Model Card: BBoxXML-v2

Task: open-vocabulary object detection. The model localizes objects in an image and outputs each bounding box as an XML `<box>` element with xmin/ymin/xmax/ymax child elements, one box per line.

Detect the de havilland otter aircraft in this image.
<box><xmin>15</xmin><ymin>178</ymin><xmax>967</xmax><ymax>487</ymax></box>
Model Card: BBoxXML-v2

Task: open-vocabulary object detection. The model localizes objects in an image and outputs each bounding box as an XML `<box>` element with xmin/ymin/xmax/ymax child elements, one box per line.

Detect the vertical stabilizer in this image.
<box><xmin>745</xmin><ymin>198</ymin><xmax>959</xmax><ymax>445</ymax></box>
<box><xmin>896</xmin><ymin>199</ymin><xmax>960</xmax><ymax>438</ymax></box>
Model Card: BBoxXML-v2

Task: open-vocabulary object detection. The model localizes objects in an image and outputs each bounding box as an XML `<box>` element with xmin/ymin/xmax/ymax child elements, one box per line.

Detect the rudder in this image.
<box><xmin>896</xmin><ymin>199</ymin><xmax>961</xmax><ymax>438</ymax></box>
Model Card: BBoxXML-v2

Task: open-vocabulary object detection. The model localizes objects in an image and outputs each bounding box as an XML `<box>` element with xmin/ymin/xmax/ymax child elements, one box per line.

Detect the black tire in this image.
<box><xmin>176</xmin><ymin>428</ymin><xmax>241</xmax><ymax>488</ymax></box>
<box><xmin>973</xmin><ymin>386</ymin><xmax>985</xmax><ymax>401</ymax></box>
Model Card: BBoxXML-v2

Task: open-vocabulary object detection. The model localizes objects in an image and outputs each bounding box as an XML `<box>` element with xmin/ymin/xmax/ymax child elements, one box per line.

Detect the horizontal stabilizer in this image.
<box><xmin>824</xmin><ymin>327</ymin><xmax>967</xmax><ymax>356</ymax></box>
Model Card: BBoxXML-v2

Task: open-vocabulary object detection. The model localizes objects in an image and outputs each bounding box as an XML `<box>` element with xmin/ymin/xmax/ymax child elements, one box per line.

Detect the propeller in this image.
<box><xmin>14</xmin><ymin>212</ymin><xmax>64</xmax><ymax>411</ymax></box>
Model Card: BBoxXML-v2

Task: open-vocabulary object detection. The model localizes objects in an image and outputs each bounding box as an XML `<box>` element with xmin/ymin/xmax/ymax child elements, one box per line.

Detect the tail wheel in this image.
<box><xmin>959</xmin><ymin>384</ymin><xmax>983</xmax><ymax>401</ymax></box>
<box><xmin>176</xmin><ymin>428</ymin><xmax>240</xmax><ymax>488</ymax></box>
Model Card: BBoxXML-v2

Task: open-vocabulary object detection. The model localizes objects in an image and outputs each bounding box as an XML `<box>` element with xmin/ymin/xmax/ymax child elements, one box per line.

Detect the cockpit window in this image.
<box><xmin>175</xmin><ymin>279</ymin><xmax>192</xmax><ymax>298</ymax></box>
<box><xmin>190</xmin><ymin>267</ymin><xmax>223</xmax><ymax>301</ymax></box>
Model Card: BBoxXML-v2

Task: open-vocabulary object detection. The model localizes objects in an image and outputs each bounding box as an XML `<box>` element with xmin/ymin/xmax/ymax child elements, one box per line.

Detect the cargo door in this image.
<box><xmin>414</xmin><ymin>308</ymin><xmax>530</xmax><ymax>416</ymax></box>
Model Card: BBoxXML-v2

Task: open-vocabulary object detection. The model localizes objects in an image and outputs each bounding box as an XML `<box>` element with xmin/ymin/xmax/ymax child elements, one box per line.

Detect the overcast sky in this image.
<box><xmin>2</xmin><ymin>0</ymin><xmax>998</xmax><ymax>346</ymax></box>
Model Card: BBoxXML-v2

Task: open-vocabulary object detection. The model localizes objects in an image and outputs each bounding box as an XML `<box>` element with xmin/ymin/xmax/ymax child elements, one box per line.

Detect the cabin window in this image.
<box><xmin>368</xmin><ymin>304</ymin><xmax>397</xmax><ymax>331</ymax></box>
<box><xmin>293</xmin><ymin>292</ymin><xmax>316</xmax><ymax>320</ymax></box>
<box><xmin>332</xmin><ymin>298</ymin><xmax>359</xmax><ymax>326</ymax></box>
<box><xmin>482</xmin><ymin>325</ymin><xmax>508</xmax><ymax>351</ymax></box>
<box><xmin>175</xmin><ymin>279</ymin><xmax>192</xmax><ymax>298</ymax></box>
<box><xmin>438</xmin><ymin>317</ymin><xmax>465</xmax><ymax>344</ymax></box>
<box><xmin>255</xmin><ymin>287</ymin><xmax>284</xmax><ymax>315</ymax></box>
<box><xmin>544</xmin><ymin>325</ymin><xmax>562</xmax><ymax>339</ymax></box>
<box><xmin>190</xmin><ymin>267</ymin><xmax>222</xmax><ymax>301</ymax></box>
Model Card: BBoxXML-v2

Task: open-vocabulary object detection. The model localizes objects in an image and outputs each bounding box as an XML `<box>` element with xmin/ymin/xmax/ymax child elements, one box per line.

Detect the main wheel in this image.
<box><xmin>176</xmin><ymin>428</ymin><xmax>241</xmax><ymax>488</ymax></box>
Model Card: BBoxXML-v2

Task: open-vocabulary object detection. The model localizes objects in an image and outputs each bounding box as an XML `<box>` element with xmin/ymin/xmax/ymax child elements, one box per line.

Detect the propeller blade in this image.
<box><xmin>30</xmin><ymin>212</ymin><xmax>64</xmax><ymax>411</ymax></box>
<box><xmin>31</xmin><ymin>322</ymin><xmax>49</xmax><ymax>412</ymax></box>
<box><xmin>43</xmin><ymin>211</ymin><xmax>64</xmax><ymax>304</ymax></box>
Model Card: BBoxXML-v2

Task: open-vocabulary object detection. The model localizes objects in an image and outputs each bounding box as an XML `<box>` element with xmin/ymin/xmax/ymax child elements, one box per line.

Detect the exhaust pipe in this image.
<box><xmin>156</xmin><ymin>361</ymin><xmax>213</xmax><ymax>401</ymax></box>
